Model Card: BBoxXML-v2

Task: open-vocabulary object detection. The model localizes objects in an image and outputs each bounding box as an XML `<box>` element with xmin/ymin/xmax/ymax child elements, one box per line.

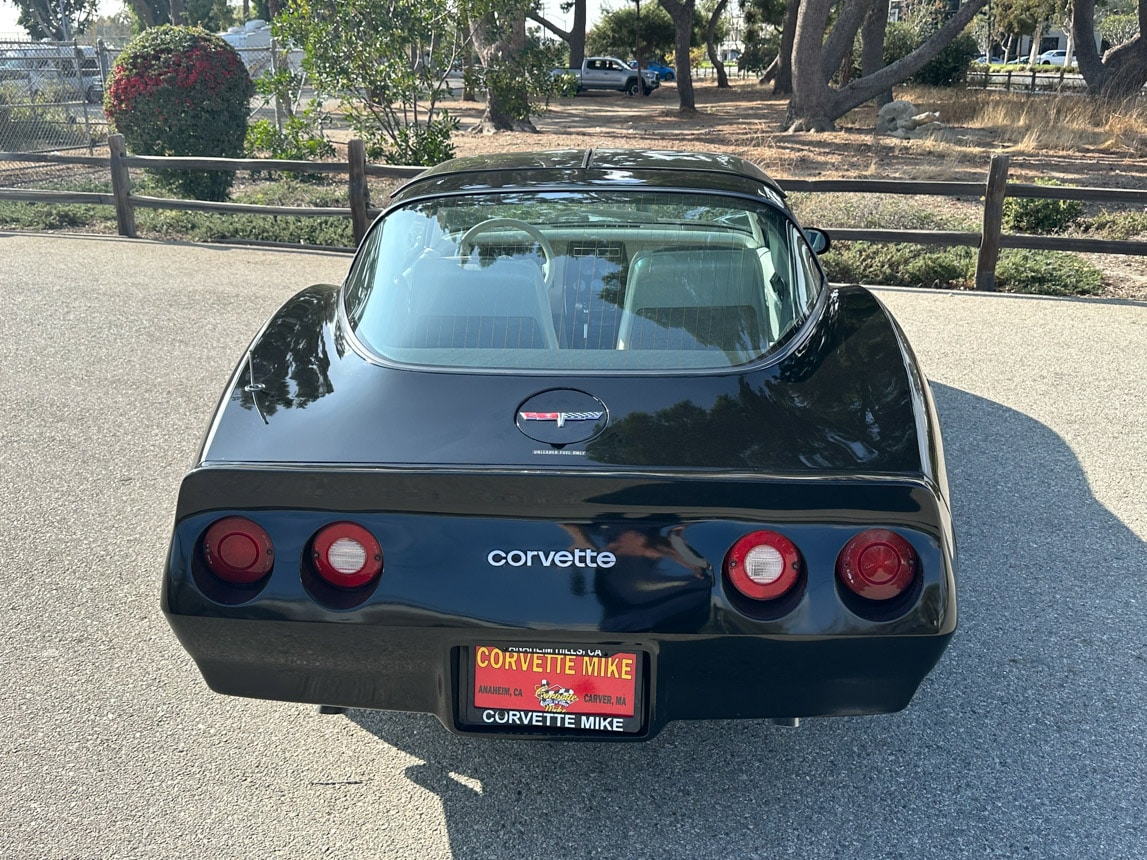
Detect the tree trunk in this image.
<box><xmin>773</xmin><ymin>0</ymin><xmax>800</xmax><ymax>95</ymax></box>
<box><xmin>1028</xmin><ymin>23</ymin><xmax>1043</xmax><ymax>65</ymax></box>
<box><xmin>861</xmin><ymin>0</ymin><xmax>891</xmax><ymax>106</ymax></box>
<box><xmin>786</xmin><ymin>0</ymin><xmax>988</xmax><ymax>131</ymax></box>
<box><xmin>660</xmin><ymin>0</ymin><xmax>697</xmax><ymax>112</ymax></box>
<box><xmin>821</xmin><ymin>0</ymin><xmax>872</xmax><ymax>82</ymax></box>
<box><xmin>706</xmin><ymin>0</ymin><xmax>730</xmax><ymax>88</ymax></box>
<box><xmin>786</xmin><ymin>0</ymin><xmax>835</xmax><ymax>130</ymax></box>
<box><xmin>569</xmin><ymin>0</ymin><xmax>588</xmax><ymax>69</ymax></box>
<box><xmin>472</xmin><ymin>13</ymin><xmax>536</xmax><ymax>133</ymax></box>
<box><xmin>125</xmin><ymin>0</ymin><xmax>158</xmax><ymax>27</ymax></box>
<box><xmin>1097</xmin><ymin>36</ymin><xmax>1147</xmax><ymax>99</ymax></box>
<box><xmin>529</xmin><ymin>0</ymin><xmax>588</xmax><ymax>68</ymax></box>
<box><xmin>1073</xmin><ymin>0</ymin><xmax>1147</xmax><ymax>100</ymax></box>
<box><xmin>758</xmin><ymin>54</ymin><xmax>780</xmax><ymax>84</ymax></box>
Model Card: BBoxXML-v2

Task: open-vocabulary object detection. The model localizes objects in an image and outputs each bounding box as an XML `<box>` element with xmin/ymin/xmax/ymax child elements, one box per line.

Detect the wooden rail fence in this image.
<box><xmin>1</xmin><ymin>134</ymin><xmax>1145</xmax><ymax>290</ymax></box>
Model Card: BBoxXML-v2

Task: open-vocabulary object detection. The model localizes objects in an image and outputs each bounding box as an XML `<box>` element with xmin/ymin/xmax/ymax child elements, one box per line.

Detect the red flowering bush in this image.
<box><xmin>105</xmin><ymin>26</ymin><xmax>254</xmax><ymax>201</ymax></box>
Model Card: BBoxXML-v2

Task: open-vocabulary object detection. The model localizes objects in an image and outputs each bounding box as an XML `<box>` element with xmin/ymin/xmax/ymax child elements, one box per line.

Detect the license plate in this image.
<box><xmin>464</xmin><ymin>644</ymin><xmax>643</xmax><ymax>734</ymax></box>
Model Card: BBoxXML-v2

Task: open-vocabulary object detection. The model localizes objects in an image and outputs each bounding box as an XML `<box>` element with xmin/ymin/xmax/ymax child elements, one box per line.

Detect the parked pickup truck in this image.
<box><xmin>558</xmin><ymin>57</ymin><xmax>660</xmax><ymax>96</ymax></box>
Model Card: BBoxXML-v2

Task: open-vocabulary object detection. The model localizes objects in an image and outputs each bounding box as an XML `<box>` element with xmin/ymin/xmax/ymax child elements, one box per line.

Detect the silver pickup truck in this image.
<box><xmin>560</xmin><ymin>57</ymin><xmax>660</xmax><ymax>96</ymax></box>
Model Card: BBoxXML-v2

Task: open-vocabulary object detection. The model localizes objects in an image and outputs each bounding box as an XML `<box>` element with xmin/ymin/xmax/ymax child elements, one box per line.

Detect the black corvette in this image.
<box><xmin>163</xmin><ymin>149</ymin><xmax>956</xmax><ymax>739</ymax></box>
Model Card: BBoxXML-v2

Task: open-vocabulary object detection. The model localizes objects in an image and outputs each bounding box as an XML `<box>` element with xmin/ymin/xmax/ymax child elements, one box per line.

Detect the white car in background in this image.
<box><xmin>0</xmin><ymin>45</ymin><xmax>102</xmax><ymax>102</ymax></box>
<box><xmin>1037</xmin><ymin>49</ymin><xmax>1069</xmax><ymax>66</ymax></box>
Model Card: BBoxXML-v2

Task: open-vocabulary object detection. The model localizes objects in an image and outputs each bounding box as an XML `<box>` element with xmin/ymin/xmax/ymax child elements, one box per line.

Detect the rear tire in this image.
<box><xmin>625</xmin><ymin>78</ymin><xmax>640</xmax><ymax>96</ymax></box>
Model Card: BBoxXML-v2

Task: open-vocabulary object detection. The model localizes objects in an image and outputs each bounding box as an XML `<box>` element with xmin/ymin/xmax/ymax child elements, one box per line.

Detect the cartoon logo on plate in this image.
<box><xmin>515</xmin><ymin>389</ymin><xmax>609</xmax><ymax>445</ymax></box>
<box><xmin>535</xmin><ymin>679</ymin><xmax>579</xmax><ymax>712</ymax></box>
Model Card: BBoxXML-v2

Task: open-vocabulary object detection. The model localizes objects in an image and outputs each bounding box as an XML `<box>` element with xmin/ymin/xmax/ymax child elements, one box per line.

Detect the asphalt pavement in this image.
<box><xmin>1</xmin><ymin>233</ymin><xmax>1144</xmax><ymax>859</ymax></box>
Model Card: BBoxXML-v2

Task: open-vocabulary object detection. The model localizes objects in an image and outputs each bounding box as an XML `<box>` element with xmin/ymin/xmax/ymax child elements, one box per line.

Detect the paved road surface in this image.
<box><xmin>1</xmin><ymin>233</ymin><xmax>1144</xmax><ymax>859</ymax></box>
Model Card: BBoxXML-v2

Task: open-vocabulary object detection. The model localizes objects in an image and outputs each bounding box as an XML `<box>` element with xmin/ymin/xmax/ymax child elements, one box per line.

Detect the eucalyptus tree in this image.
<box><xmin>469</xmin><ymin>0</ymin><xmax>569</xmax><ymax>131</ymax></box>
<box><xmin>586</xmin><ymin>3</ymin><xmax>677</xmax><ymax>59</ymax></box>
<box><xmin>660</xmin><ymin>0</ymin><xmax>699</xmax><ymax>111</ymax></box>
<box><xmin>704</xmin><ymin>0</ymin><xmax>731</xmax><ymax>88</ymax></box>
<box><xmin>1073</xmin><ymin>0</ymin><xmax>1147</xmax><ymax>99</ymax></box>
<box><xmin>785</xmin><ymin>0</ymin><xmax>988</xmax><ymax>131</ymax></box>
<box><xmin>529</xmin><ymin>0</ymin><xmax>588</xmax><ymax>67</ymax></box>
<box><xmin>7</xmin><ymin>0</ymin><xmax>98</xmax><ymax>38</ymax></box>
<box><xmin>737</xmin><ymin>0</ymin><xmax>789</xmax><ymax>92</ymax></box>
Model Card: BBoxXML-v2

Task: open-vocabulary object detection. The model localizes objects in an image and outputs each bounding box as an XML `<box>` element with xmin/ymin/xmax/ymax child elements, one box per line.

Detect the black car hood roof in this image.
<box><xmin>200</xmin><ymin>284</ymin><xmax>932</xmax><ymax>479</ymax></box>
<box><xmin>391</xmin><ymin>149</ymin><xmax>786</xmax><ymax>204</ymax></box>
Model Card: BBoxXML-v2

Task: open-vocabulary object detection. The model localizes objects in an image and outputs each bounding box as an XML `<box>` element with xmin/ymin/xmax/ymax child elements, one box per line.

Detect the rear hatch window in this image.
<box><xmin>345</xmin><ymin>189</ymin><xmax>824</xmax><ymax>371</ymax></box>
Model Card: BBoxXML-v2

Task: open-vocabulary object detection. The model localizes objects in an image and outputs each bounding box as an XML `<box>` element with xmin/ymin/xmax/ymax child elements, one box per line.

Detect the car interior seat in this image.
<box><xmin>617</xmin><ymin>247</ymin><xmax>770</xmax><ymax>357</ymax></box>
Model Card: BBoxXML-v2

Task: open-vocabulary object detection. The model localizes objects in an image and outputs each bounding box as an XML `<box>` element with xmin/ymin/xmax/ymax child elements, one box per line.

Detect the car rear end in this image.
<box><xmin>163</xmin><ymin>150</ymin><xmax>956</xmax><ymax>739</ymax></box>
<box><xmin>165</xmin><ymin>465</ymin><xmax>954</xmax><ymax>740</ymax></box>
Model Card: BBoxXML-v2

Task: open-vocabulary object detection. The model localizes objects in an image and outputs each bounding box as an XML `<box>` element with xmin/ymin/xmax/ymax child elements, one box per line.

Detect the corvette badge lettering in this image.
<box><xmin>518</xmin><ymin>411</ymin><xmax>603</xmax><ymax>428</ymax></box>
<box><xmin>488</xmin><ymin>548</ymin><xmax>616</xmax><ymax>568</ymax></box>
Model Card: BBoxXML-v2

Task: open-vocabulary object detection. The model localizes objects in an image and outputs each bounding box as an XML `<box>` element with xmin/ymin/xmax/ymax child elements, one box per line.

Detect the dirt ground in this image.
<box><xmin>426</xmin><ymin>78</ymin><xmax>1147</xmax><ymax>300</ymax></box>
<box><xmin>442</xmin><ymin>78</ymin><xmax>1147</xmax><ymax>186</ymax></box>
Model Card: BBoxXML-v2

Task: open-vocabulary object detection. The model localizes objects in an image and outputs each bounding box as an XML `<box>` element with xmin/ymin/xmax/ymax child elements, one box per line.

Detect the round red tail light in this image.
<box><xmin>724</xmin><ymin>531</ymin><xmax>801</xmax><ymax>600</ymax></box>
<box><xmin>202</xmin><ymin>517</ymin><xmax>274</xmax><ymax>584</ymax></box>
<box><xmin>836</xmin><ymin>529</ymin><xmax>918</xmax><ymax>600</ymax></box>
<box><xmin>312</xmin><ymin>522</ymin><xmax>383</xmax><ymax>589</ymax></box>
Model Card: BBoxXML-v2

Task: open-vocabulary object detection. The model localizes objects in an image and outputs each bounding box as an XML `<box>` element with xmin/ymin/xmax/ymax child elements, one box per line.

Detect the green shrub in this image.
<box><xmin>820</xmin><ymin>242</ymin><xmax>975</xmax><ymax>289</ymax></box>
<box><xmin>105</xmin><ymin>25</ymin><xmax>254</xmax><ymax>201</ymax></box>
<box><xmin>136</xmin><ymin>209</ymin><xmax>354</xmax><ymax>247</ymax></box>
<box><xmin>0</xmin><ymin>201</ymin><xmax>112</xmax><ymax>230</ymax></box>
<box><xmin>246</xmin><ymin>114</ymin><xmax>335</xmax><ymax>163</ymax></box>
<box><xmin>1002</xmin><ymin>179</ymin><xmax>1084</xmax><ymax>233</ymax></box>
<box><xmin>994</xmin><ymin>250</ymin><xmax>1104</xmax><ymax>295</ymax></box>
<box><xmin>1078</xmin><ymin>210</ymin><xmax>1147</xmax><ymax>240</ymax></box>
<box><xmin>820</xmin><ymin>242</ymin><xmax>1103</xmax><ymax>296</ymax></box>
<box><xmin>354</xmin><ymin>113</ymin><xmax>459</xmax><ymax>166</ymax></box>
<box><xmin>884</xmin><ymin>22</ymin><xmax>979</xmax><ymax>87</ymax></box>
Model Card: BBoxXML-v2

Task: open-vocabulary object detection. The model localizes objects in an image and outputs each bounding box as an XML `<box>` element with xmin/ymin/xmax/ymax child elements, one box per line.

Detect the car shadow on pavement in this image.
<box><xmin>348</xmin><ymin>382</ymin><xmax>1147</xmax><ymax>859</ymax></box>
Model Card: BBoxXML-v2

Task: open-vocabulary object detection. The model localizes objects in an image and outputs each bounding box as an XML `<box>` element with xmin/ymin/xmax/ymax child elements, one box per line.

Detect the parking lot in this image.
<box><xmin>1</xmin><ymin>232</ymin><xmax>1144</xmax><ymax>858</ymax></box>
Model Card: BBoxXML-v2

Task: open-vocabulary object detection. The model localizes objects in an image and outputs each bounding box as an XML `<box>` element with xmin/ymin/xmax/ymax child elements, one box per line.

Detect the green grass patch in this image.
<box><xmin>1078</xmin><ymin>210</ymin><xmax>1147</xmax><ymax>240</ymax></box>
<box><xmin>822</xmin><ymin>241</ymin><xmax>1104</xmax><ymax>296</ymax></box>
<box><xmin>994</xmin><ymin>249</ymin><xmax>1104</xmax><ymax>296</ymax></box>
<box><xmin>0</xmin><ymin>200</ymin><xmax>115</xmax><ymax>230</ymax></box>
<box><xmin>0</xmin><ymin>174</ymin><xmax>356</xmax><ymax>247</ymax></box>
<box><xmin>788</xmin><ymin>193</ymin><xmax>979</xmax><ymax>232</ymax></box>
<box><xmin>135</xmin><ymin>209</ymin><xmax>353</xmax><ymax>247</ymax></box>
<box><xmin>822</xmin><ymin>243</ymin><xmax>975</xmax><ymax>289</ymax></box>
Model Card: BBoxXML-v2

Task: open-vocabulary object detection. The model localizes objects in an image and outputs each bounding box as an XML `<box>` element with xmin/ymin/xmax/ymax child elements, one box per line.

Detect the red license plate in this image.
<box><xmin>467</xmin><ymin>645</ymin><xmax>642</xmax><ymax>734</ymax></box>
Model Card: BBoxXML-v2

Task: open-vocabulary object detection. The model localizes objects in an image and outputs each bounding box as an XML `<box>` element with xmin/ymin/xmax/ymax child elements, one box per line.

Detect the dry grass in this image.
<box><xmin>901</xmin><ymin>86</ymin><xmax>1147</xmax><ymax>155</ymax></box>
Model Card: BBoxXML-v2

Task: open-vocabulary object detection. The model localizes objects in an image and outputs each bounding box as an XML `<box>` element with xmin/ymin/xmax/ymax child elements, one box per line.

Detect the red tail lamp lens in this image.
<box><xmin>836</xmin><ymin>529</ymin><xmax>918</xmax><ymax>600</ymax></box>
<box><xmin>203</xmin><ymin>517</ymin><xmax>274</xmax><ymax>584</ymax></box>
<box><xmin>725</xmin><ymin>531</ymin><xmax>801</xmax><ymax>600</ymax></box>
<box><xmin>312</xmin><ymin>522</ymin><xmax>383</xmax><ymax>589</ymax></box>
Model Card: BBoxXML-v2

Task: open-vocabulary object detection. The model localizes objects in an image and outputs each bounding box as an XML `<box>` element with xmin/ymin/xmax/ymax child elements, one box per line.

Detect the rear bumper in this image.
<box><xmin>166</xmin><ymin>614</ymin><xmax>952</xmax><ymax>740</ymax></box>
<box><xmin>165</xmin><ymin>468</ymin><xmax>956</xmax><ymax>739</ymax></box>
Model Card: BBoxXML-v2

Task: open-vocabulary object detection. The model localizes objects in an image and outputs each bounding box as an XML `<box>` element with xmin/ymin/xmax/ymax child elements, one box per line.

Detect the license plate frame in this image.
<box><xmin>460</xmin><ymin>644</ymin><xmax>645</xmax><ymax>735</ymax></box>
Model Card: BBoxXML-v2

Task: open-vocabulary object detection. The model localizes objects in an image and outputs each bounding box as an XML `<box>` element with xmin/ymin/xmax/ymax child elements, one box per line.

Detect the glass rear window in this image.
<box><xmin>344</xmin><ymin>189</ymin><xmax>824</xmax><ymax>371</ymax></box>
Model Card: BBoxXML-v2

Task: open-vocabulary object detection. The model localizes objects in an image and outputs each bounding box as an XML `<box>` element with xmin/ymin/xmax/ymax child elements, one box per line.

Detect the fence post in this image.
<box><xmin>270</xmin><ymin>37</ymin><xmax>283</xmax><ymax>133</ymax></box>
<box><xmin>975</xmin><ymin>154</ymin><xmax>1010</xmax><ymax>291</ymax></box>
<box><xmin>348</xmin><ymin>138</ymin><xmax>369</xmax><ymax>245</ymax></box>
<box><xmin>108</xmin><ymin>133</ymin><xmax>136</xmax><ymax>239</ymax></box>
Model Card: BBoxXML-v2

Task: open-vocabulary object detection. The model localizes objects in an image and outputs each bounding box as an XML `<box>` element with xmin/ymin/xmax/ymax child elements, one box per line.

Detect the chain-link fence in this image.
<box><xmin>0</xmin><ymin>36</ymin><xmax>317</xmax><ymax>180</ymax></box>
<box><xmin>0</xmin><ymin>40</ymin><xmax>118</xmax><ymax>186</ymax></box>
